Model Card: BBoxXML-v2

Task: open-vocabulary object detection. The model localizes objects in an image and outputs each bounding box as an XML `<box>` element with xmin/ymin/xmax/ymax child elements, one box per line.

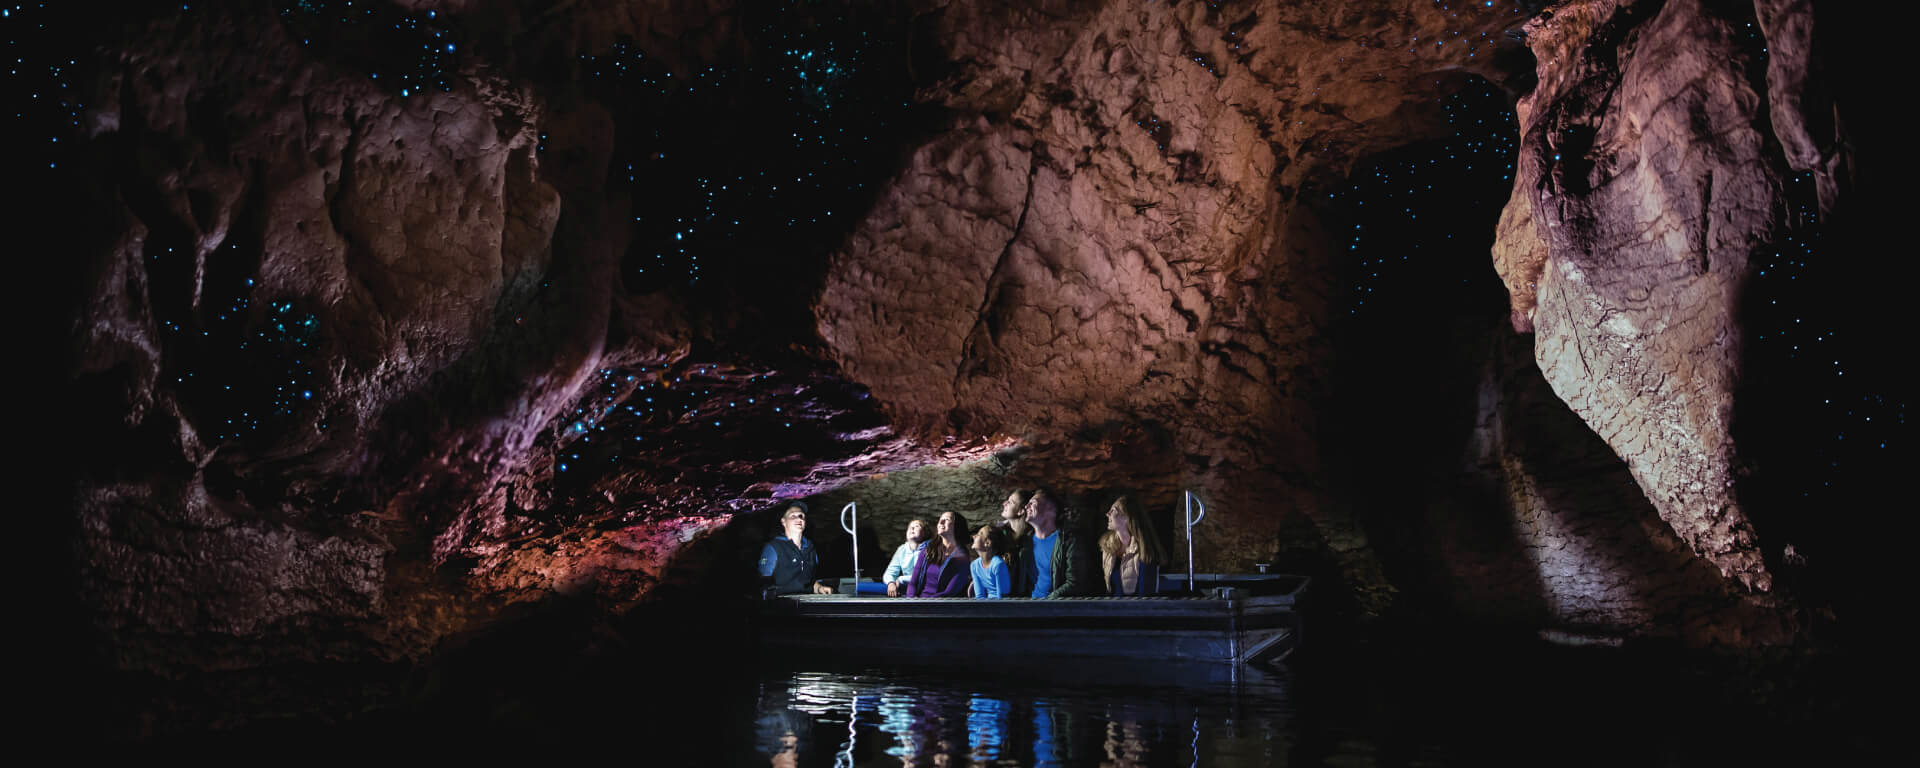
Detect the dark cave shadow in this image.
<box><xmin>1305</xmin><ymin>68</ymin><xmax>1751</xmax><ymax>643</ymax></box>
<box><xmin>1726</xmin><ymin>146</ymin><xmax>1907</xmax><ymax>655</ymax></box>
<box><xmin>1323</xmin><ymin>273</ymin><xmax>1562</xmax><ymax>633</ymax></box>
<box><xmin>1313</xmin><ymin>72</ymin><xmax>1558</xmax><ymax>633</ymax></box>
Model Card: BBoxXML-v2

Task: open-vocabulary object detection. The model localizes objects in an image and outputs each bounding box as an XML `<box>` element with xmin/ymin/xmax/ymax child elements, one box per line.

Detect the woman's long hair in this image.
<box><xmin>923</xmin><ymin>510</ymin><xmax>971</xmax><ymax>564</ymax></box>
<box><xmin>1099</xmin><ymin>495</ymin><xmax>1169</xmax><ymax>565</ymax></box>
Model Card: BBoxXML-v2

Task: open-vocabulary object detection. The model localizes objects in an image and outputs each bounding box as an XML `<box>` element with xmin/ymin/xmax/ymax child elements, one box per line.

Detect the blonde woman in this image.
<box><xmin>1100</xmin><ymin>495</ymin><xmax>1169</xmax><ymax>596</ymax></box>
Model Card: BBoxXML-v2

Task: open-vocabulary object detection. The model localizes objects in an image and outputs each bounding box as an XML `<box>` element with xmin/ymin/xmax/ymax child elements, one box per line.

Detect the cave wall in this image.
<box><xmin>67</xmin><ymin>5</ymin><xmax>590</xmax><ymax>676</ymax></box>
<box><xmin>1462</xmin><ymin>324</ymin><xmax>1787</xmax><ymax>643</ymax></box>
<box><xmin>49</xmin><ymin>0</ymin><xmax>1872</xmax><ymax>731</ymax></box>
<box><xmin>60</xmin><ymin>0</ymin><xmax>1023</xmax><ymax>693</ymax></box>
<box><xmin>1492</xmin><ymin>0</ymin><xmax>1841</xmax><ymax>599</ymax></box>
<box><xmin>813</xmin><ymin>0</ymin><xmax>1538</xmax><ymax>606</ymax></box>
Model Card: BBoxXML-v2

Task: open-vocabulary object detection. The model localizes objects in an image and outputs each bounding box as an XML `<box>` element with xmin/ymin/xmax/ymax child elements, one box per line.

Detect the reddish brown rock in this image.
<box><xmin>1459</xmin><ymin>325</ymin><xmax>1790</xmax><ymax>644</ymax></box>
<box><xmin>57</xmin><ymin>2</ymin><xmax>1873</xmax><ymax>732</ymax></box>
<box><xmin>1492</xmin><ymin>0</ymin><xmax>1830</xmax><ymax>594</ymax></box>
<box><xmin>817</xmin><ymin>0</ymin><xmax>1530</xmax><ymax>602</ymax></box>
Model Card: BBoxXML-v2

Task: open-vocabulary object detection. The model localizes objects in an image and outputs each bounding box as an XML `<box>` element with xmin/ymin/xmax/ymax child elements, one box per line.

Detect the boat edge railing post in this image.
<box><xmin>840</xmin><ymin>501</ymin><xmax>859</xmax><ymax>590</ymax></box>
<box><xmin>1227</xmin><ymin>588</ymin><xmax>1242</xmax><ymax>665</ymax></box>
<box><xmin>1183</xmin><ymin>490</ymin><xmax>1206</xmax><ymax>594</ymax></box>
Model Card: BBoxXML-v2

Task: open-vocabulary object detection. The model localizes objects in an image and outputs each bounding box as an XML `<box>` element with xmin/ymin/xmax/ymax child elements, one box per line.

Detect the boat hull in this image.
<box><xmin>758</xmin><ymin>575</ymin><xmax>1305</xmax><ymax>665</ymax></box>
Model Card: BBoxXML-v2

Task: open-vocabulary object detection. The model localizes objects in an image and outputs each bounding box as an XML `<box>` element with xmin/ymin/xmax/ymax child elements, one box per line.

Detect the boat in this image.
<box><xmin>756</xmin><ymin>573</ymin><xmax>1307</xmax><ymax>666</ymax></box>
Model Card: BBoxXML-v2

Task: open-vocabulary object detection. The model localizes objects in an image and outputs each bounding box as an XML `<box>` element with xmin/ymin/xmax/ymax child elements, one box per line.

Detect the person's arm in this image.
<box><xmin>934</xmin><ymin>555</ymin><xmax>974</xmax><ymax>597</ymax></box>
<box><xmin>757</xmin><ymin>543</ymin><xmax>778</xmax><ymax>581</ymax></box>
<box><xmin>903</xmin><ymin>555</ymin><xmax>927</xmax><ymax>598</ymax></box>
<box><xmin>1047</xmin><ymin>532</ymin><xmax>1080</xmax><ymax>599</ymax></box>
<box><xmin>882</xmin><ymin>544</ymin><xmax>909</xmax><ymax>585</ymax></box>
<box><xmin>989</xmin><ymin>558</ymin><xmax>1011</xmax><ymax>599</ymax></box>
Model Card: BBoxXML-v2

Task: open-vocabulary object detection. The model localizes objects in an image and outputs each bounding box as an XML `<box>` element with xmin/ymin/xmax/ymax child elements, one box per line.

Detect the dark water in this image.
<box><xmin>113</xmin><ymin>602</ymin><xmax>1883</xmax><ymax>764</ymax></box>
<box><xmin>744</xmin><ymin>663</ymin><xmax>1306</xmax><ymax>767</ymax></box>
<box><xmin>713</xmin><ymin>641</ymin><xmax>1872</xmax><ymax>767</ymax></box>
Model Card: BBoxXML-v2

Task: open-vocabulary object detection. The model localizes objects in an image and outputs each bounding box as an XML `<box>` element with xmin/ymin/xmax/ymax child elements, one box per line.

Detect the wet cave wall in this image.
<box><xmin>33</xmin><ymin>0</ymin><xmax>1900</xmax><ymax>732</ymax></box>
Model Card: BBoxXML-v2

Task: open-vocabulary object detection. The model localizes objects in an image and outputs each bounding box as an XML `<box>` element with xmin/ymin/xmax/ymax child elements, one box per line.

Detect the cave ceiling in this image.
<box><xmin>43</xmin><ymin>0</ymin><xmax>1901</xmax><ymax>688</ymax></box>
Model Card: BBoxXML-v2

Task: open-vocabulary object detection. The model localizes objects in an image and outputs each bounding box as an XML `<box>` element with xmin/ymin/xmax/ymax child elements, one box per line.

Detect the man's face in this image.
<box><xmin>1024</xmin><ymin>496</ymin><xmax>1056</xmax><ymax>531</ymax></box>
<box><xmin>782</xmin><ymin>507</ymin><xmax>807</xmax><ymax>539</ymax></box>
<box><xmin>905</xmin><ymin>520</ymin><xmax>926</xmax><ymax>543</ymax></box>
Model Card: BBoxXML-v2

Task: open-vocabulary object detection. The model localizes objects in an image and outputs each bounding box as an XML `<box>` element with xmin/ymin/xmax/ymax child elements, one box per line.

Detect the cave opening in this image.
<box><xmin>1317</xmin><ymin>73</ymin><xmax>1528</xmax><ymax>622</ymax></box>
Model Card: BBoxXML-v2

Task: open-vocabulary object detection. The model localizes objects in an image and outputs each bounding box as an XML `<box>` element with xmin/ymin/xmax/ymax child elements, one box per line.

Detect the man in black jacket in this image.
<box><xmin>757</xmin><ymin>501</ymin><xmax>834</xmax><ymax>595</ymax></box>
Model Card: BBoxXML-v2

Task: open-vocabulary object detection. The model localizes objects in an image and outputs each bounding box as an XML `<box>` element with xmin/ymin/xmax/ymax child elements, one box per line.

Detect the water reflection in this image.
<box><xmin>1105</xmin><ymin>721</ymin><xmax>1149</xmax><ymax>767</ymax></box>
<box><xmin>965</xmin><ymin>695</ymin><xmax>1008</xmax><ymax>762</ymax></box>
<box><xmin>754</xmin><ymin>663</ymin><xmax>1291</xmax><ymax>767</ymax></box>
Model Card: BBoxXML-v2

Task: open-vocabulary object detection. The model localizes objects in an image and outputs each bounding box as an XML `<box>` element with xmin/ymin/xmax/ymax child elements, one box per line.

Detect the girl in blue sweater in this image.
<box><xmin>969</xmin><ymin>525</ymin><xmax>1013</xmax><ymax>598</ymax></box>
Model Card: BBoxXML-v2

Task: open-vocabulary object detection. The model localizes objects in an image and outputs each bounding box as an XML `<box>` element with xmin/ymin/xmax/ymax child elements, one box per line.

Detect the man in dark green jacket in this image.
<box><xmin>1019</xmin><ymin>490</ymin><xmax>1100</xmax><ymax>598</ymax></box>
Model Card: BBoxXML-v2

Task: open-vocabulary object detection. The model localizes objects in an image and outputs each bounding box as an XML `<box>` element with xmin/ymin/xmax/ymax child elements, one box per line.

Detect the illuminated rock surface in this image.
<box><xmin>44</xmin><ymin>0</ymin><xmax>1895</xmax><ymax>733</ymax></box>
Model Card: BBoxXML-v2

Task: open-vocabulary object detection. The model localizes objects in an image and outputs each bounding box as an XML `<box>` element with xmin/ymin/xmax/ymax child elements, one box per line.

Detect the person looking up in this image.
<box><xmin>1101</xmin><ymin>495</ymin><xmax>1169</xmax><ymax>595</ymax></box>
<box><xmin>969</xmin><ymin>525</ymin><xmax>1013</xmax><ymax>599</ymax></box>
<box><xmin>883</xmin><ymin>518</ymin><xmax>932</xmax><ymax>597</ymax></box>
<box><xmin>995</xmin><ymin>491</ymin><xmax>1032</xmax><ymax>597</ymax></box>
<box><xmin>998</xmin><ymin>490</ymin><xmax>1031</xmax><ymax>537</ymax></box>
<box><xmin>757</xmin><ymin>502</ymin><xmax>834</xmax><ymax>596</ymax></box>
<box><xmin>908</xmin><ymin>510</ymin><xmax>974</xmax><ymax>598</ymax></box>
<box><xmin>1024</xmin><ymin>490</ymin><xmax>1100</xmax><ymax>598</ymax></box>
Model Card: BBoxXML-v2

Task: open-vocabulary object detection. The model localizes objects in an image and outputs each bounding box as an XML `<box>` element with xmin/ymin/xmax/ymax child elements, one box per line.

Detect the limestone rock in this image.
<box><xmin>817</xmin><ymin>0</ymin><xmax>1527</xmax><ymax>593</ymax></box>
<box><xmin>54</xmin><ymin>1</ymin><xmax>1870</xmax><ymax>731</ymax></box>
<box><xmin>1491</xmin><ymin>0</ymin><xmax>1823</xmax><ymax>593</ymax></box>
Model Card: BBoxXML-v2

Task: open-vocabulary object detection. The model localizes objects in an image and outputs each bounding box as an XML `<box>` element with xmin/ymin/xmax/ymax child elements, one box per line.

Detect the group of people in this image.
<box><xmin>757</xmin><ymin>489</ymin><xmax>1171</xmax><ymax>599</ymax></box>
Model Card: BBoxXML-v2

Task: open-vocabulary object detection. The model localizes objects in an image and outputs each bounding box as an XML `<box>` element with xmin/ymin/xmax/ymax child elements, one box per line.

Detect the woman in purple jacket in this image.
<box><xmin>908</xmin><ymin>510</ymin><xmax>973</xmax><ymax>598</ymax></box>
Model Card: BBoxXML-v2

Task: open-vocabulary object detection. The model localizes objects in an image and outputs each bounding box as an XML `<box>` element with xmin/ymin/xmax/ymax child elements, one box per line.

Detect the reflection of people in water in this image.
<box><xmin>875</xmin><ymin>693</ymin><xmax>926</xmax><ymax>763</ymax></box>
<box><xmin>966</xmin><ymin>695</ymin><xmax>1012</xmax><ymax>762</ymax></box>
<box><xmin>1101</xmin><ymin>720</ymin><xmax>1152</xmax><ymax>768</ymax></box>
<box><xmin>755</xmin><ymin>701</ymin><xmax>813</xmax><ymax>768</ymax></box>
<box><xmin>770</xmin><ymin>729</ymin><xmax>800</xmax><ymax>768</ymax></box>
<box><xmin>1034</xmin><ymin>698</ymin><xmax>1062</xmax><ymax>765</ymax></box>
<box><xmin>891</xmin><ymin>696</ymin><xmax>967</xmax><ymax>768</ymax></box>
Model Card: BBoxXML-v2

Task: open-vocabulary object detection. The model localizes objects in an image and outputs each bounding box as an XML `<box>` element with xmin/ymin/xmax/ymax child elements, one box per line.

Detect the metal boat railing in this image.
<box><xmin>839</xmin><ymin>500</ymin><xmax>860</xmax><ymax>582</ymax></box>
<box><xmin>1182</xmin><ymin>490</ymin><xmax>1206</xmax><ymax>593</ymax></box>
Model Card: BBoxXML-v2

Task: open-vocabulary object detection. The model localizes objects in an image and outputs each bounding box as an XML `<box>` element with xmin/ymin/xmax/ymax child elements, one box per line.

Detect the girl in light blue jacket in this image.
<box><xmin>968</xmin><ymin>525</ymin><xmax>1013</xmax><ymax>598</ymax></box>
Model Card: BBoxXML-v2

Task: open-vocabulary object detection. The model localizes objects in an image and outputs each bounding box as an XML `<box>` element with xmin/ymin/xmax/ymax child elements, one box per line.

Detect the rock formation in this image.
<box><xmin>1491</xmin><ymin>0</ymin><xmax>1863</xmax><ymax>605</ymax></box>
<box><xmin>46</xmin><ymin>0</ymin><xmax>1888</xmax><ymax>733</ymax></box>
